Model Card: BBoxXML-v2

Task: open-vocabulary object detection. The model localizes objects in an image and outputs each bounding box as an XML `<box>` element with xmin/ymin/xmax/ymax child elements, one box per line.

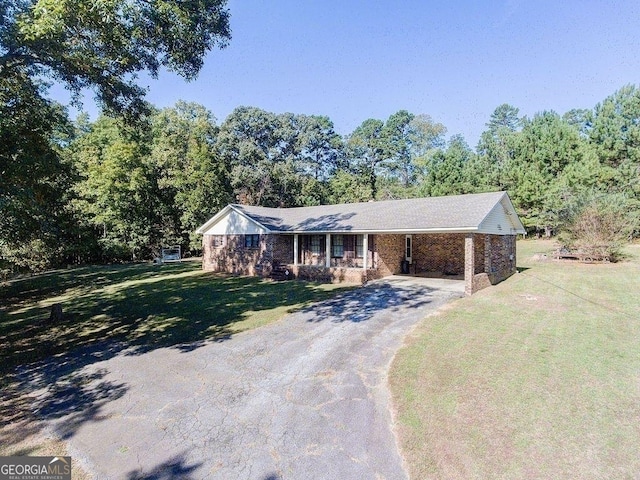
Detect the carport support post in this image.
<box><xmin>464</xmin><ymin>233</ymin><xmax>475</xmax><ymax>296</ymax></box>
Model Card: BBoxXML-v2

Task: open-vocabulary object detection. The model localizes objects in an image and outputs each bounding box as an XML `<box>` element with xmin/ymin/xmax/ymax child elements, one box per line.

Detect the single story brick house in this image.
<box><xmin>196</xmin><ymin>191</ymin><xmax>526</xmax><ymax>295</ymax></box>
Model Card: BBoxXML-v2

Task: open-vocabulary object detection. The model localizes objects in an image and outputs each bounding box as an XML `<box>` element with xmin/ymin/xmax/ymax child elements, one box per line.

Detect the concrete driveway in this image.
<box><xmin>26</xmin><ymin>277</ymin><xmax>462</xmax><ymax>479</ymax></box>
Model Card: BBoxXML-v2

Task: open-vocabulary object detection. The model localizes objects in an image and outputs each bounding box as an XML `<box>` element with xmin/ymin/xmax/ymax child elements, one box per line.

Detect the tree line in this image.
<box><xmin>3</xmin><ymin>85</ymin><xmax>640</xmax><ymax>272</ymax></box>
<box><xmin>1</xmin><ymin>1</ymin><xmax>638</xmax><ymax>272</ymax></box>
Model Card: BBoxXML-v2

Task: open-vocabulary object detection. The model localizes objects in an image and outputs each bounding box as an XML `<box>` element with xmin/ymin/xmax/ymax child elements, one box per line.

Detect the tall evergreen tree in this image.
<box><xmin>419</xmin><ymin>134</ymin><xmax>474</xmax><ymax>197</ymax></box>
<box><xmin>506</xmin><ymin>111</ymin><xmax>595</xmax><ymax>232</ymax></box>
<box><xmin>475</xmin><ymin>104</ymin><xmax>523</xmax><ymax>190</ymax></box>
<box><xmin>589</xmin><ymin>85</ymin><xmax>640</xmax><ymax>199</ymax></box>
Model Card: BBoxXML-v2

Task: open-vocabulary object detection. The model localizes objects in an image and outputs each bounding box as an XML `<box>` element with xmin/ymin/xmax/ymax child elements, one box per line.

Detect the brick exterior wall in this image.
<box><xmin>468</xmin><ymin>233</ymin><xmax>517</xmax><ymax>295</ymax></box>
<box><xmin>272</xmin><ymin>235</ymin><xmax>293</xmax><ymax>264</ymax></box>
<box><xmin>412</xmin><ymin>233</ymin><xmax>466</xmax><ymax>275</ymax></box>
<box><xmin>371</xmin><ymin>234</ymin><xmax>405</xmax><ymax>276</ymax></box>
<box><xmin>485</xmin><ymin>234</ymin><xmax>517</xmax><ymax>283</ymax></box>
<box><xmin>379</xmin><ymin>233</ymin><xmax>485</xmax><ymax>277</ymax></box>
<box><xmin>202</xmin><ymin>232</ymin><xmax>517</xmax><ymax>294</ymax></box>
<box><xmin>291</xmin><ymin>265</ymin><xmax>367</xmax><ymax>284</ymax></box>
<box><xmin>202</xmin><ymin>234</ymin><xmax>274</xmax><ymax>276</ymax></box>
<box><xmin>475</xmin><ymin>234</ymin><xmax>486</xmax><ymax>274</ymax></box>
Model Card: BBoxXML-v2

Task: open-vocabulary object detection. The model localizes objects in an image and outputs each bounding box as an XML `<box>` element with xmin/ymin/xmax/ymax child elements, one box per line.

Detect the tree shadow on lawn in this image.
<box><xmin>1</xmin><ymin>267</ymin><xmax>352</xmax><ymax>372</ymax></box>
<box><xmin>0</xmin><ymin>264</ymin><xmax>353</xmax><ymax>442</ymax></box>
<box><xmin>1</xmin><ymin>262</ymin><xmax>198</xmax><ymax>308</ymax></box>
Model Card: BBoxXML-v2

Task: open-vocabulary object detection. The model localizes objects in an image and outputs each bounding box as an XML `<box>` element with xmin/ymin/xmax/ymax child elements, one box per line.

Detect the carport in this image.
<box><xmin>367</xmin><ymin>231</ymin><xmax>518</xmax><ymax>296</ymax></box>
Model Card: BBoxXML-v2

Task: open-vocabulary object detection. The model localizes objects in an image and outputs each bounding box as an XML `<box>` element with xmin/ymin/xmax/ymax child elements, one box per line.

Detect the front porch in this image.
<box><xmin>271</xmin><ymin>232</ymin><xmax>516</xmax><ymax>295</ymax></box>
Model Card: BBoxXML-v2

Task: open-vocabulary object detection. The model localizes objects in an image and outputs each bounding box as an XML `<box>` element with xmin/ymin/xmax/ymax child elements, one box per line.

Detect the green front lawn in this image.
<box><xmin>0</xmin><ymin>261</ymin><xmax>354</xmax><ymax>471</ymax></box>
<box><xmin>390</xmin><ymin>239</ymin><xmax>640</xmax><ymax>479</ymax></box>
<box><xmin>0</xmin><ymin>261</ymin><xmax>353</xmax><ymax>376</ymax></box>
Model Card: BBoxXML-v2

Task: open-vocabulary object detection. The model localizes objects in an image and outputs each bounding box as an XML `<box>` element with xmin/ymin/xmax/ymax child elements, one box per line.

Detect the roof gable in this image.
<box><xmin>196</xmin><ymin>205</ymin><xmax>270</xmax><ymax>235</ymax></box>
<box><xmin>478</xmin><ymin>194</ymin><xmax>526</xmax><ymax>234</ymax></box>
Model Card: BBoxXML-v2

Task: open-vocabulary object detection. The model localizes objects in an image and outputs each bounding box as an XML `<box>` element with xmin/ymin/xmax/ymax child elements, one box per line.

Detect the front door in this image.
<box><xmin>405</xmin><ymin>234</ymin><xmax>412</xmax><ymax>264</ymax></box>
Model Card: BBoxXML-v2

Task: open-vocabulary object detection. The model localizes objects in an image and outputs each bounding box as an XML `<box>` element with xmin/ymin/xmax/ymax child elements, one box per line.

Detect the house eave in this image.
<box><xmin>277</xmin><ymin>226</ymin><xmax>480</xmax><ymax>235</ymax></box>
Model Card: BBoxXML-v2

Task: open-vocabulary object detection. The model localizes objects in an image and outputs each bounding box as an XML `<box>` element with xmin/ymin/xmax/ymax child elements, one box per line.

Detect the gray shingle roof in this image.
<box><xmin>230</xmin><ymin>191</ymin><xmax>512</xmax><ymax>233</ymax></box>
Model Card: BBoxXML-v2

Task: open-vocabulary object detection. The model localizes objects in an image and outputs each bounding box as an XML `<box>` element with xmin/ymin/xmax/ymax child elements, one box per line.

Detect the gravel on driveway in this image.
<box><xmin>23</xmin><ymin>277</ymin><xmax>463</xmax><ymax>480</ymax></box>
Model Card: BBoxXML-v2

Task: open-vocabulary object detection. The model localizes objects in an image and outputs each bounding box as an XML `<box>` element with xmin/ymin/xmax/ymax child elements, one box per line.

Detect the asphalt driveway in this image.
<box><xmin>25</xmin><ymin>277</ymin><xmax>462</xmax><ymax>479</ymax></box>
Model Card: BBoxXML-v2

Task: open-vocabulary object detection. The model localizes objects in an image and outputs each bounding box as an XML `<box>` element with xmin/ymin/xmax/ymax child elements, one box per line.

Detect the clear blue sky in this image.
<box><xmin>57</xmin><ymin>0</ymin><xmax>640</xmax><ymax>146</ymax></box>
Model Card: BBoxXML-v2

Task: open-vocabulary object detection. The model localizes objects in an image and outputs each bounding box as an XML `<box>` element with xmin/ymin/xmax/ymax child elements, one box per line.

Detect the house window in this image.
<box><xmin>332</xmin><ymin>235</ymin><xmax>344</xmax><ymax>258</ymax></box>
<box><xmin>310</xmin><ymin>235</ymin><xmax>322</xmax><ymax>255</ymax></box>
<box><xmin>212</xmin><ymin>235</ymin><xmax>224</xmax><ymax>248</ymax></box>
<box><xmin>244</xmin><ymin>234</ymin><xmax>260</xmax><ymax>249</ymax></box>
<box><xmin>355</xmin><ymin>235</ymin><xmax>364</xmax><ymax>258</ymax></box>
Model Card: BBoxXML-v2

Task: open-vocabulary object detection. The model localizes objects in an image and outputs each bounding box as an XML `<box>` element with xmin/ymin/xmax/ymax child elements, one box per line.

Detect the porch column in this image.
<box><xmin>362</xmin><ymin>234</ymin><xmax>368</xmax><ymax>270</ymax></box>
<box><xmin>464</xmin><ymin>233</ymin><xmax>475</xmax><ymax>296</ymax></box>
<box><xmin>325</xmin><ymin>233</ymin><xmax>331</xmax><ymax>268</ymax></box>
<box><xmin>293</xmin><ymin>234</ymin><xmax>299</xmax><ymax>266</ymax></box>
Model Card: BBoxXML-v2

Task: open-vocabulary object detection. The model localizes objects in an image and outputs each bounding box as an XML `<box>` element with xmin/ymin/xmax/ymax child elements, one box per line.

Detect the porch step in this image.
<box><xmin>271</xmin><ymin>264</ymin><xmax>292</xmax><ymax>281</ymax></box>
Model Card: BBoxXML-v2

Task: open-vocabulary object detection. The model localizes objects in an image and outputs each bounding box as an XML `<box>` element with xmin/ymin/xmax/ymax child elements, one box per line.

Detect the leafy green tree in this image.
<box><xmin>381</xmin><ymin>110</ymin><xmax>415</xmax><ymax>187</ymax></box>
<box><xmin>486</xmin><ymin>103</ymin><xmax>522</xmax><ymax>132</ymax></box>
<box><xmin>408</xmin><ymin>114</ymin><xmax>447</xmax><ymax>157</ymax></box>
<box><xmin>347</xmin><ymin>118</ymin><xmax>386</xmax><ymax>199</ymax></box>
<box><xmin>589</xmin><ymin>85</ymin><xmax>640</xmax><ymax>168</ymax></box>
<box><xmin>216</xmin><ymin>107</ymin><xmax>330</xmax><ymax>207</ymax></box>
<box><xmin>0</xmin><ymin>74</ymin><xmax>79</xmax><ymax>271</ymax></box>
<box><xmin>327</xmin><ymin>169</ymin><xmax>372</xmax><ymax>204</ymax></box>
<box><xmin>297</xmin><ymin>177</ymin><xmax>330</xmax><ymax>206</ymax></box>
<box><xmin>216</xmin><ymin>107</ymin><xmax>293</xmax><ymax>206</ymax></box>
<box><xmin>379</xmin><ymin>111</ymin><xmax>445</xmax><ymax>188</ymax></box>
<box><xmin>475</xmin><ymin>103</ymin><xmax>523</xmax><ymax>190</ymax></box>
<box><xmin>1</xmin><ymin>0</ymin><xmax>231</xmax><ymax>117</ymax></box>
<box><xmin>563</xmin><ymin>108</ymin><xmax>593</xmax><ymax>137</ymax></box>
<box><xmin>69</xmin><ymin>103</ymin><xmax>231</xmax><ymax>259</ymax></box>
<box><xmin>297</xmin><ymin>115</ymin><xmax>344</xmax><ymax>181</ymax></box>
<box><xmin>70</xmin><ymin>116</ymin><xmax>156</xmax><ymax>260</ymax></box>
<box><xmin>1</xmin><ymin>0</ymin><xmax>232</xmax><ymax>270</ymax></box>
<box><xmin>538</xmin><ymin>143</ymin><xmax>615</xmax><ymax>235</ymax></box>
<box><xmin>150</xmin><ymin>102</ymin><xmax>231</xmax><ymax>251</ymax></box>
<box><xmin>374</xmin><ymin>113</ymin><xmax>446</xmax><ymax>199</ymax></box>
<box><xmin>1</xmin><ymin>77</ymin><xmax>65</xmax><ymax>241</ymax></box>
<box><xmin>515</xmin><ymin>111</ymin><xmax>583</xmax><ymax>176</ymax></box>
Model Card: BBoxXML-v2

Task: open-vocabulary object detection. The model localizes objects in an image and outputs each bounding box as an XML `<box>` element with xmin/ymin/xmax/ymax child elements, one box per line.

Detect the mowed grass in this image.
<box><xmin>389</xmin><ymin>239</ymin><xmax>640</xmax><ymax>480</ymax></box>
<box><xmin>0</xmin><ymin>261</ymin><xmax>353</xmax><ymax>471</ymax></box>
<box><xmin>0</xmin><ymin>261</ymin><xmax>353</xmax><ymax>376</ymax></box>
